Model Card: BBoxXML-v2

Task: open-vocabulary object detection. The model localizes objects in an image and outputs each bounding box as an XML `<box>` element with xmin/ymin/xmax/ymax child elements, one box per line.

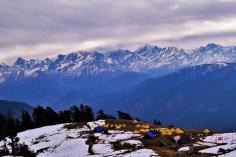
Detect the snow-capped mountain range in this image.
<box><xmin>1</xmin><ymin>43</ymin><xmax>236</xmax><ymax>130</ymax></box>
<box><xmin>0</xmin><ymin>43</ymin><xmax>236</xmax><ymax>83</ymax></box>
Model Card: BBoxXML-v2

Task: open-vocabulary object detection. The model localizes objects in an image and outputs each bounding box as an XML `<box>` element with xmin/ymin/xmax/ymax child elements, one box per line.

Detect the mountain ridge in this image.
<box><xmin>84</xmin><ymin>62</ymin><xmax>236</xmax><ymax>130</ymax></box>
<box><xmin>0</xmin><ymin>99</ymin><xmax>33</xmax><ymax>117</ymax></box>
<box><xmin>1</xmin><ymin>43</ymin><xmax>236</xmax><ymax>84</ymax></box>
<box><xmin>0</xmin><ymin>43</ymin><xmax>236</xmax><ymax>114</ymax></box>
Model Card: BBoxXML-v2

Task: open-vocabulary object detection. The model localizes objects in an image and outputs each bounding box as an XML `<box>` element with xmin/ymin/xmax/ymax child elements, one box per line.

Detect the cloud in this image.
<box><xmin>0</xmin><ymin>0</ymin><xmax>236</xmax><ymax>64</ymax></box>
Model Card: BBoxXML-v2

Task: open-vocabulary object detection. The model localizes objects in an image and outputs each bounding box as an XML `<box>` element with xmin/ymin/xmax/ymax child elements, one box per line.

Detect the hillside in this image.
<box><xmin>76</xmin><ymin>63</ymin><xmax>236</xmax><ymax>131</ymax></box>
<box><xmin>1</xmin><ymin>119</ymin><xmax>236</xmax><ymax>157</ymax></box>
<box><xmin>53</xmin><ymin>72</ymin><xmax>149</xmax><ymax>110</ymax></box>
<box><xmin>0</xmin><ymin>100</ymin><xmax>33</xmax><ymax>117</ymax></box>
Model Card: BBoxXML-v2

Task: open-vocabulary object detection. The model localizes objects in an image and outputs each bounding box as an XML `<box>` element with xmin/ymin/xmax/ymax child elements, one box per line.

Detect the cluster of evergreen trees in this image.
<box><xmin>0</xmin><ymin>104</ymin><xmax>95</xmax><ymax>140</ymax></box>
<box><xmin>0</xmin><ymin>104</ymin><xmax>137</xmax><ymax>141</ymax></box>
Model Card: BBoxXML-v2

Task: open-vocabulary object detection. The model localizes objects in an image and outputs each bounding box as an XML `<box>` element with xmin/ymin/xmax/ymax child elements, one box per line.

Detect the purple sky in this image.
<box><xmin>1</xmin><ymin>0</ymin><xmax>236</xmax><ymax>64</ymax></box>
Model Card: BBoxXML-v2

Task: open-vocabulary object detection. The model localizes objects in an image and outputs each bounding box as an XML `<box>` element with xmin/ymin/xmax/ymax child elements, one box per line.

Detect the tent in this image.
<box><xmin>159</xmin><ymin>128</ymin><xmax>171</xmax><ymax>135</ymax></box>
<box><xmin>203</xmin><ymin>129</ymin><xmax>210</xmax><ymax>134</ymax></box>
<box><xmin>115</xmin><ymin>124</ymin><xmax>121</xmax><ymax>129</ymax></box>
<box><xmin>166</xmin><ymin>129</ymin><xmax>172</xmax><ymax>135</ymax></box>
<box><xmin>133</xmin><ymin>130</ymin><xmax>140</xmax><ymax>134</ymax></box>
<box><xmin>144</xmin><ymin>131</ymin><xmax>156</xmax><ymax>139</ymax></box>
<box><xmin>133</xmin><ymin>120</ymin><xmax>138</xmax><ymax>123</ymax></box>
<box><xmin>93</xmin><ymin>126</ymin><xmax>105</xmax><ymax>133</ymax></box>
<box><xmin>170</xmin><ymin>128</ymin><xmax>175</xmax><ymax>132</ymax></box>
<box><xmin>103</xmin><ymin>124</ymin><xmax>109</xmax><ymax>128</ymax></box>
<box><xmin>175</xmin><ymin>128</ymin><xmax>184</xmax><ymax>134</ymax></box>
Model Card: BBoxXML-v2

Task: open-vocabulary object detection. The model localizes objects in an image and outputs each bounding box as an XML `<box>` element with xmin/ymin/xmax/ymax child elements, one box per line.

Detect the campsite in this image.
<box><xmin>1</xmin><ymin>118</ymin><xmax>236</xmax><ymax>156</ymax></box>
<box><xmin>61</xmin><ymin>119</ymin><xmax>234</xmax><ymax>157</ymax></box>
<box><xmin>92</xmin><ymin>119</ymin><xmax>214</xmax><ymax>156</ymax></box>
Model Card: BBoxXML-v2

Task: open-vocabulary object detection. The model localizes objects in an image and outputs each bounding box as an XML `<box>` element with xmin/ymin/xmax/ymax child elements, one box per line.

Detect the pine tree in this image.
<box><xmin>84</xmin><ymin>105</ymin><xmax>94</xmax><ymax>122</ymax></box>
<box><xmin>96</xmin><ymin>110</ymin><xmax>116</xmax><ymax>120</ymax></box>
<box><xmin>45</xmin><ymin>107</ymin><xmax>59</xmax><ymax>125</ymax></box>
<box><xmin>6</xmin><ymin>115</ymin><xmax>17</xmax><ymax>138</ymax></box>
<box><xmin>6</xmin><ymin>116</ymin><xmax>17</xmax><ymax>155</ymax></box>
<box><xmin>69</xmin><ymin>104</ymin><xmax>94</xmax><ymax>122</ymax></box>
<box><xmin>157</xmin><ymin>120</ymin><xmax>162</xmax><ymax>126</ymax></box>
<box><xmin>5</xmin><ymin>136</ymin><xmax>36</xmax><ymax>157</ymax></box>
<box><xmin>78</xmin><ymin>104</ymin><xmax>85</xmax><ymax>122</ymax></box>
<box><xmin>32</xmin><ymin>106</ymin><xmax>47</xmax><ymax>128</ymax></box>
<box><xmin>117</xmin><ymin>111</ymin><xmax>133</xmax><ymax>120</ymax></box>
<box><xmin>153</xmin><ymin>119</ymin><xmax>158</xmax><ymax>125</ymax></box>
<box><xmin>59</xmin><ymin>110</ymin><xmax>72</xmax><ymax>123</ymax></box>
<box><xmin>21</xmin><ymin>110</ymin><xmax>33</xmax><ymax>131</ymax></box>
<box><xmin>16</xmin><ymin>142</ymin><xmax>36</xmax><ymax>157</ymax></box>
<box><xmin>0</xmin><ymin>114</ymin><xmax>6</xmax><ymax>140</ymax></box>
<box><xmin>96</xmin><ymin>110</ymin><xmax>106</xmax><ymax>120</ymax></box>
<box><xmin>70</xmin><ymin>105</ymin><xmax>81</xmax><ymax>122</ymax></box>
<box><xmin>15</xmin><ymin>118</ymin><xmax>21</xmax><ymax>132</ymax></box>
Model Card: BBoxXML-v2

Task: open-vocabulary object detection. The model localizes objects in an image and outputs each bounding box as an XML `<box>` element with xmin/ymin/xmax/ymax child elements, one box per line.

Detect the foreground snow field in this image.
<box><xmin>0</xmin><ymin>120</ymin><xmax>159</xmax><ymax>157</ymax></box>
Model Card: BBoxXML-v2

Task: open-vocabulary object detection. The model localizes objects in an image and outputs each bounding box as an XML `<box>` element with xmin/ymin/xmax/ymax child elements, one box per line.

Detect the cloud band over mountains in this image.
<box><xmin>1</xmin><ymin>0</ymin><xmax>236</xmax><ymax>63</ymax></box>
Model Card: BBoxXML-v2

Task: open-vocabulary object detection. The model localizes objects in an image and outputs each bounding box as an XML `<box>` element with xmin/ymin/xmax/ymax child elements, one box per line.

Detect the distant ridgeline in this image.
<box><xmin>0</xmin><ymin>100</ymin><xmax>33</xmax><ymax>118</ymax></box>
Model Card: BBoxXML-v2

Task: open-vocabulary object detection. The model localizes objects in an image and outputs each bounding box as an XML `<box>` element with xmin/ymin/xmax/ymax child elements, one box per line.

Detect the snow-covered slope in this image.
<box><xmin>0</xmin><ymin>120</ymin><xmax>159</xmax><ymax>157</ymax></box>
<box><xmin>198</xmin><ymin>133</ymin><xmax>236</xmax><ymax>156</ymax></box>
<box><xmin>1</xmin><ymin>119</ymin><xmax>236</xmax><ymax>157</ymax></box>
<box><xmin>0</xmin><ymin>43</ymin><xmax>236</xmax><ymax>83</ymax></box>
<box><xmin>176</xmin><ymin>132</ymin><xmax>236</xmax><ymax>156</ymax></box>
